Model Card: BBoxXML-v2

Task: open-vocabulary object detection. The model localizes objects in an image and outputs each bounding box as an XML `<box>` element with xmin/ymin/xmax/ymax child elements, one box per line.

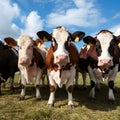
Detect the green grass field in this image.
<box><xmin>1</xmin><ymin>72</ymin><xmax>120</xmax><ymax>120</ymax></box>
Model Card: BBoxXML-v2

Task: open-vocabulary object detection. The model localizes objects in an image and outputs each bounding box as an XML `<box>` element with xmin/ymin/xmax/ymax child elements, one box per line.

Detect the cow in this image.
<box><xmin>75</xmin><ymin>45</ymin><xmax>88</xmax><ymax>89</ymax></box>
<box><xmin>0</xmin><ymin>40</ymin><xmax>18</xmax><ymax>94</ymax></box>
<box><xmin>34</xmin><ymin>38</ymin><xmax>49</xmax><ymax>88</ymax></box>
<box><xmin>4</xmin><ymin>35</ymin><xmax>47</xmax><ymax>100</ymax></box>
<box><xmin>37</xmin><ymin>26</ymin><xmax>85</xmax><ymax>108</ymax></box>
<box><xmin>80</xmin><ymin>30</ymin><xmax>120</xmax><ymax>103</ymax></box>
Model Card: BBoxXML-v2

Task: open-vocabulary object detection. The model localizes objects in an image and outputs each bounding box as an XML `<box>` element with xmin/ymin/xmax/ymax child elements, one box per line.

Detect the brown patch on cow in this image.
<box><xmin>79</xmin><ymin>46</ymin><xmax>87</xmax><ymax>58</ymax></box>
<box><xmin>78</xmin><ymin>45</ymin><xmax>88</xmax><ymax>71</ymax></box>
<box><xmin>46</xmin><ymin>45</ymin><xmax>54</xmax><ymax>69</ymax></box>
<box><xmin>31</xmin><ymin>46</ymin><xmax>45</xmax><ymax>68</ymax></box>
<box><xmin>87</xmin><ymin>45</ymin><xmax>98</xmax><ymax>68</ymax></box>
<box><xmin>67</xmin><ymin>85</ymin><xmax>73</xmax><ymax>93</ymax></box>
<box><xmin>69</xmin><ymin>43</ymin><xmax>79</xmax><ymax>65</ymax></box>
<box><xmin>50</xmin><ymin>85</ymin><xmax>55</xmax><ymax>92</ymax></box>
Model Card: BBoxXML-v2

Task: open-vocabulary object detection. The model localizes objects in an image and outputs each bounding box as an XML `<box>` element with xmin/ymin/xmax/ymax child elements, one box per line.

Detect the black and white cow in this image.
<box><xmin>80</xmin><ymin>30</ymin><xmax>120</xmax><ymax>103</ymax></box>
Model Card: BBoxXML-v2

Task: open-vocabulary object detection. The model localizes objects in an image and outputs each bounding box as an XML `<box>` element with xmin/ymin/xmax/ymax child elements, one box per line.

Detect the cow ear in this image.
<box><xmin>83</xmin><ymin>36</ymin><xmax>96</xmax><ymax>45</ymax></box>
<box><xmin>71</xmin><ymin>31</ymin><xmax>85</xmax><ymax>42</ymax></box>
<box><xmin>34</xmin><ymin>38</ymin><xmax>44</xmax><ymax>47</ymax></box>
<box><xmin>4</xmin><ymin>37</ymin><xmax>17</xmax><ymax>47</ymax></box>
<box><xmin>115</xmin><ymin>35</ymin><xmax>120</xmax><ymax>47</ymax></box>
<box><xmin>37</xmin><ymin>31</ymin><xmax>52</xmax><ymax>42</ymax></box>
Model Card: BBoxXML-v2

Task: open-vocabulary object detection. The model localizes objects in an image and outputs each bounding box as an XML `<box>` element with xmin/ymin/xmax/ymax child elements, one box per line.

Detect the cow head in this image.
<box><xmin>17</xmin><ymin>35</ymin><xmax>34</xmax><ymax>66</ymax></box>
<box><xmin>37</xmin><ymin>26</ymin><xmax>85</xmax><ymax>68</ymax></box>
<box><xmin>4</xmin><ymin>35</ymin><xmax>44</xmax><ymax>67</ymax></box>
<box><xmin>83</xmin><ymin>30</ymin><xmax>120</xmax><ymax>69</ymax></box>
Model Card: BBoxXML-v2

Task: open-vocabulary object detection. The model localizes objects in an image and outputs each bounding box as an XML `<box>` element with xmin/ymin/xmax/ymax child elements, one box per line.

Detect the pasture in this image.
<box><xmin>1</xmin><ymin>72</ymin><xmax>120</xmax><ymax>120</ymax></box>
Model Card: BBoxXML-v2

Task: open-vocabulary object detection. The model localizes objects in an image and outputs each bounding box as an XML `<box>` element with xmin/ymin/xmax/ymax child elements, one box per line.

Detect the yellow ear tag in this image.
<box><xmin>43</xmin><ymin>37</ymin><xmax>48</xmax><ymax>42</ymax></box>
<box><xmin>88</xmin><ymin>42</ymin><xmax>93</xmax><ymax>46</ymax></box>
<box><xmin>75</xmin><ymin>36</ymin><xmax>79</xmax><ymax>42</ymax></box>
<box><xmin>118</xmin><ymin>42</ymin><xmax>120</xmax><ymax>47</ymax></box>
<box><xmin>37</xmin><ymin>43</ymin><xmax>41</xmax><ymax>47</ymax></box>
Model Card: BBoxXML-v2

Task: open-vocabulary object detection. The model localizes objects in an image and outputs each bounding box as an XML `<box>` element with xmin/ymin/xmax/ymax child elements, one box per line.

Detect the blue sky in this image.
<box><xmin>0</xmin><ymin>0</ymin><xmax>120</xmax><ymax>50</ymax></box>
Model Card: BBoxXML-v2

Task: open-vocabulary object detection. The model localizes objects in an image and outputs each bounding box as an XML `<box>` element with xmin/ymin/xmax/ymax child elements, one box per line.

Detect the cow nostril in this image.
<box><xmin>108</xmin><ymin>60</ymin><xmax>111</xmax><ymax>63</ymax></box>
<box><xmin>100</xmin><ymin>60</ymin><xmax>103</xmax><ymax>63</ymax></box>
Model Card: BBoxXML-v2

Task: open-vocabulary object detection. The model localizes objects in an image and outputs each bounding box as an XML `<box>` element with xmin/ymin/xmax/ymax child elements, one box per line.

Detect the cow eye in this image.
<box><xmin>96</xmin><ymin>41</ymin><xmax>102</xmax><ymax>56</ymax></box>
<box><xmin>19</xmin><ymin>46</ymin><xmax>22</xmax><ymax>50</ymax></box>
<box><xmin>65</xmin><ymin>41</ymin><xmax>69</xmax><ymax>50</ymax></box>
<box><xmin>52</xmin><ymin>38</ymin><xmax>58</xmax><ymax>51</ymax></box>
<box><xmin>28</xmin><ymin>45</ymin><xmax>33</xmax><ymax>49</ymax></box>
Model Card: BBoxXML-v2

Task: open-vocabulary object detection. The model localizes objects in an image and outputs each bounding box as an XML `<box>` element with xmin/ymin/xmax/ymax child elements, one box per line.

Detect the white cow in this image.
<box><xmin>5</xmin><ymin>35</ymin><xmax>46</xmax><ymax>100</ymax></box>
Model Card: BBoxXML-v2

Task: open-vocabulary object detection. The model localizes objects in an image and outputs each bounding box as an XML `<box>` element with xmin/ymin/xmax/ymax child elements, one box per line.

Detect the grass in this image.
<box><xmin>1</xmin><ymin>73</ymin><xmax>120</xmax><ymax>120</ymax></box>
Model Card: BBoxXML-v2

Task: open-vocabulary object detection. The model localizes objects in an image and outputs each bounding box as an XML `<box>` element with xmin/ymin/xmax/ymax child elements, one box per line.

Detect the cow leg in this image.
<box><xmin>66</xmin><ymin>80</ymin><xmax>74</xmax><ymax>109</ymax></box>
<box><xmin>82</xmin><ymin>71</ymin><xmax>87</xmax><ymax>89</ymax></box>
<box><xmin>20</xmin><ymin>73</ymin><xmax>26</xmax><ymax>100</ymax></box>
<box><xmin>75</xmin><ymin>70</ymin><xmax>79</xmax><ymax>88</ymax></box>
<box><xmin>47</xmin><ymin>76</ymin><xmax>57</xmax><ymax>107</ymax></box>
<box><xmin>46</xmin><ymin>76</ymin><xmax>49</xmax><ymax>88</ymax></box>
<box><xmin>89</xmin><ymin>80</ymin><xmax>96</xmax><ymax>99</ymax></box>
<box><xmin>88</xmin><ymin>66</ymin><xmax>96</xmax><ymax>99</ymax></box>
<box><xmin>0</xmin><ymin>84</ymin><xmax>1</xmax><ymax>95</ymax></box>
<box><xmin>47</xmin><ymin>85</ymin><xmax>56</xmax><ymax>107</ymax></box>
<box><xmin>41</xmin><ymin>74</ymin><xmax>45</xmax><ymax>88</ymax></box>
<box><xmin>20</xmin><ymin>84</ymin><xmax>26</xmax><ymax>100</ymax></box>
<box><xmin>108</xmin><ymin>80</ymin><xmax>115</xmax><ymax>104</ymax></box>
<box><xmin>35</xmin><ymin>70</ymin><xmax>41</xmax><ymax>100</ymax></box>
<box><xmin>9</xmin><ymin>77</ymin><xmax>14</xmax><ymax>91</ymax></box>
<box><xmin>108</xmin><ymin>66</ymin><xmax>118</xmax><ymax>104</ymax></box>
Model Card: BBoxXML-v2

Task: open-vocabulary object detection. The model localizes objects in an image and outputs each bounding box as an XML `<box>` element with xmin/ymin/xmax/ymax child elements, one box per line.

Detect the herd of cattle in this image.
<box><xmin>0</xmin><ymin>26</ymin><xmax>120</xmax><ymax>108</ymax></box>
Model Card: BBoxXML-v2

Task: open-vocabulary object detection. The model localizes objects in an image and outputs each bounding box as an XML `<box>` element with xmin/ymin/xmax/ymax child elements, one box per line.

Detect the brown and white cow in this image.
<box><xmin>4</xmin><ymin>35</ymin><xmax>46</xmax><ymax>100</ymax></box>
<box><xmin>34</xmin><ymin>38</ymin><xmax>49</xmax><ymax>88</ymax></box>
<box><xmin>81</xmin><ymin>30</ymin><xmax>120</xmax><ymax>103</ymax></box>
<box><xmin>37</xmin><ymin>26</ymin><xmax>85</xmax><ymax>108</ymax></box>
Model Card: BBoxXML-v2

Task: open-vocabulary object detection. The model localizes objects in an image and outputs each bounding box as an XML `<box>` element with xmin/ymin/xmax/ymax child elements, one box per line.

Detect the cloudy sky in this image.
<box><xmin>0</xmin><ymin>0</ymin><xmax>120</xmax><ymax>49</ymax></box>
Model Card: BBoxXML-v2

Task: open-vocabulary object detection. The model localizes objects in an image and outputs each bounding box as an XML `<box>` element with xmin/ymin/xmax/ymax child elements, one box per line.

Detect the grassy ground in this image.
<box><xmin>1</xmin><ymin>73</ymin><xmax>120</xmax><ymax>120</ymax></box>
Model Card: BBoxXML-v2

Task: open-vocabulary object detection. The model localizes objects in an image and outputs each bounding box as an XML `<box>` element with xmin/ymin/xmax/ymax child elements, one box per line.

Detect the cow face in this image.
<box><xmin>83</xmin><ymin>30</ymin><xmax>120</xmax><ymax>69</ymax></box>
<box><xmin>96</xmin><ymin>30</ymin><xmax>115</xmax><ymax>68</ymax></box>
<box><xmin>37</xmin><ymin>26</ymin><xmax>85</xmax><ymax>67</ymax></box>
<box><xmin>51</xmin><ymin>27</ymin><xmax>71</xmax><ymax>65</ymax></box>
<box><xmin>17</xmin><ymin>35</ymin><xmax>34</xmax><ymax>66</ymax></box>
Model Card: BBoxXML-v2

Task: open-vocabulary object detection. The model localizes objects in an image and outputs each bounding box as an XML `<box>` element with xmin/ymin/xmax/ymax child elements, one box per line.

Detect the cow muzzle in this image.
<box><xmin>55</xmin><ymin>55</ymin><xmax>69</xmax><ymax>64</ymax></box>
<box><xmin>98</xmin><ymin>59</ymin><xmax>112</xmax><ymax>67</ymax></box>
<box><xmin>19</xmin><ymin>57</ymin><xmax>31</xmax><ymax>66</ymax></box>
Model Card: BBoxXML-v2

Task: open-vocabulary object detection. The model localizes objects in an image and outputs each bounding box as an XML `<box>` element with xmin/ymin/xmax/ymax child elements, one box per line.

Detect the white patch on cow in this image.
<box><xmin>52</xmin><ymin>27</ymin><xmax>70</xmax><ymax>65</ymax></box>
<box><xmin>47</xmin><ymin>66</ymin><xmax>76</xmax><ymax>105</ymax></box>
<box><xmin>97</xmin><ymin>32</ymin><xmax>113</xmax><ymax>67</ymax></box>
<box><xmin>48</xmin><ymin>66</ymin><xmax>76</xmax><ymax>88</ymax></box>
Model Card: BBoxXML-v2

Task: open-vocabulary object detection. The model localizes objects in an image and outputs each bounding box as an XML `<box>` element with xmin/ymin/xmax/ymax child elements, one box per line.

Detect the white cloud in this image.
<box><xmin>22</xmin><ymin>11</ymin><xmax>43</xmax><ymax>38</ymax></box>
<box><xmin>112</xmin><ymin>13</ymin><xmax>120</xmax><ymax>19</ymax></box>
<box><xmin>0</xmin><ymin>0</ymin><xmax>44</xmax><ymax>39</ymax></box>
<box><xmin>0</xmin><ymin>0</ymin><xmax>21</xmax><ymax>38</ymax></box>
<box><xmin>46</xmin><ymin>0</ymin><xmax>107</xmax><ymax>28</ymax></box>
<box><xmin>110</xmin><ymin>24</ymin><xmax>120</xmax><ymax>35</ymax></box>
